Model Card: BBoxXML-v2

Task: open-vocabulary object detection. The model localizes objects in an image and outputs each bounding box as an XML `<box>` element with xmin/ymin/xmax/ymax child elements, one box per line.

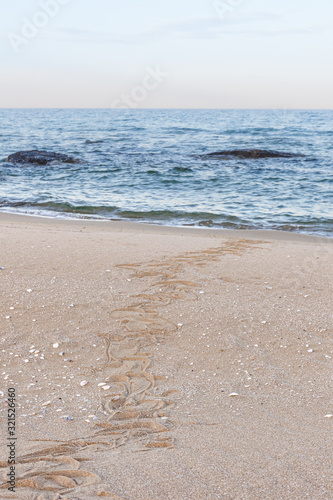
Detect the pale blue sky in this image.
<box><xmin>1</xmin><ymin>0</ymin><xmax>332</xmax><ymax>108</ymax></box>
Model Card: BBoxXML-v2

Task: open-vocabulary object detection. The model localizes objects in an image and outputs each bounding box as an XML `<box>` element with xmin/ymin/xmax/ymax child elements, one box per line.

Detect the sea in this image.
<box><xmin>0</xmin><ymin>109</ymin><xmax>332</xmax><ymax>237</ymax></box>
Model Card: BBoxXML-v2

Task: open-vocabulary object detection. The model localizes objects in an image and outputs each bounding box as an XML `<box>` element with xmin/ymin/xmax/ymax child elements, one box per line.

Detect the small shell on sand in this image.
<box><xmin>53</xmin><ymin>343</ymin><xmax>59</xmax><ymax>348</ymax></box>
<box><xmin>324</xmin><ymin>414</ymin><xmax>333</xmax><ymax>418</ymax></box>
<box><xmin>229</xmin><ymin>392</ymin><xmax>240</xmax><ymax>397</ymax></box>
<box><xmin>42</xmin><ymin>401</ymin><xmax>51</xmax><ymax>407</ymax></box>
<box><xmin>101</xmin><ymin>385</ymin><xmax>111</xmax><ymax>391</ymax></box>
<box><xmin>80</xmin><ymin>380</ymin><xmax>88</xmax><ymax>386</ymax></box>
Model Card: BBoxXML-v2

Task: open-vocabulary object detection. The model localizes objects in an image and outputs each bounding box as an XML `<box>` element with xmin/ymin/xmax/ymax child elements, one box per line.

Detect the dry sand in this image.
<box><xmin>0</xmin><ymin>213</ymin><xmax>332</xmax><ymax>499</ymax></box>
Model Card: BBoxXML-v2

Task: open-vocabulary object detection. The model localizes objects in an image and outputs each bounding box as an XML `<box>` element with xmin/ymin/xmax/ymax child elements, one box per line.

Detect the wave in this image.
<box><xmin>146</xmin><ymin>170</ymin><xmax>162</xmax><ymax>175</ymax></box>
<box><xmin>1</xmin><ymin>201</ymin><xmax>332</xmax><ymax>236</ymax></box>
<box><xmin>224</xmin><ymin>127</ymin><xmax>282</xmax><ymax>134</ymax></box>
<box><xmin>171</xmin><ymin>166</ymin><xmax>193</xmax><ymax>173</ymax></box>
<box><xmin>84</xmin><ymin>139</ymin><xmax>105</xmax><ymax>144</ymax></box>
<box><xmin>0</xmin><ymin>200</ymin><xmax>246</xmax><ymax>222</ymax></box>
<box><xmin>163</xmin><ymin>126</ymin><xmax>208</xmax><ymax>134</ymax></box>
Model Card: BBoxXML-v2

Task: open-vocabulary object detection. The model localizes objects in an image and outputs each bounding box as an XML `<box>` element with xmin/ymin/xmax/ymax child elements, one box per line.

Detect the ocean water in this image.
<box><xmin>0</xmin><ymin>108</ymin><xmax>332</xmax><ymax>236</ymax></box>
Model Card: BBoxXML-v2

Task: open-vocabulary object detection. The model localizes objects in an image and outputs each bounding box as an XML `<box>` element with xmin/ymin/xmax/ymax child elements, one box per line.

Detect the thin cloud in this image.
<box><xmin>38</xmin><ymin>14</ymin><xmax>325</xmax><ymax>44</ymax></box>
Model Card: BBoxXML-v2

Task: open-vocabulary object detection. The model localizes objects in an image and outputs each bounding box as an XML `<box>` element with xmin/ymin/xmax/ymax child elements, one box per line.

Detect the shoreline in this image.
<box><xmin>1</xmin><ymin>211</ymin><xmax>332</xmax><ymax>243</ymax></box>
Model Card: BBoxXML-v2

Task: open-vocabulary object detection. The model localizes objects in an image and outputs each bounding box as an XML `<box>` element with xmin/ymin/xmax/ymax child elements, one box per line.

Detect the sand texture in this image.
<box><xmin>0</xmin><ymin>214</ymin><xmax>332</xmax><ymax>499</ymax></box>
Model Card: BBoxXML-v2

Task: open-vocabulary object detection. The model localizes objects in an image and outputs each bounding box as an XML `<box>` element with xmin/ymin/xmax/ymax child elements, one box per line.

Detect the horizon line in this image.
<box><xmin>1</xmin><ymin>107</ymin><xmax>333</xmax><ymax>111</ymax></box>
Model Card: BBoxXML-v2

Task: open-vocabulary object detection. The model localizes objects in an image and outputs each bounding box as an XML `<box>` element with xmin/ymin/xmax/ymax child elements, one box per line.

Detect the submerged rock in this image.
<box><xmin>202</xmin><ymin>149</ymin><xmax>303</xmax><ymax>159</ymax></box>
<box><xmin>6</xmin><ymin>150</ymin><xmax>80</xmax><ymax>165</ymax></box>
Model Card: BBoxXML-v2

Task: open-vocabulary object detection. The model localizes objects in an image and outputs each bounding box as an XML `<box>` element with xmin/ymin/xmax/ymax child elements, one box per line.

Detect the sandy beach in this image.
<box><xmin>0</xmin><ymin>213</ymin><xmax>332</xmax><ymax>499</ymax></box>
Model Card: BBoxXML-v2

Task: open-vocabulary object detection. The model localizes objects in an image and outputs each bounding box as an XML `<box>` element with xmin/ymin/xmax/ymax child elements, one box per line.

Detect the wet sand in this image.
<box><xmin>0</xmin><ymin>213</ymin><xmax>332</xmax><ymax>499</ymax></box>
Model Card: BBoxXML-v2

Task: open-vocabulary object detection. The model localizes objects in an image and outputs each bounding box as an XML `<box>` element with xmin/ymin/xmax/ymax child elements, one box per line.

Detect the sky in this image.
<box><xmin>0</xmin><ymin>0</ymin><xmax>332</xmax><ymax>108</ymax></box>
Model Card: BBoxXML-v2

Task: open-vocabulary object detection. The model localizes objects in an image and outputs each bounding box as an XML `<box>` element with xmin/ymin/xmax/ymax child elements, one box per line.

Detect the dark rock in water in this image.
<box><xmin>6</xmin><ymin>150</ymin><xmax>80</xmax><ymax>165</ymax></box>
<box><xmin>203</xmin><ymin>149</ymin><xmax>303</xmax><ymax>159</ymax></box>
